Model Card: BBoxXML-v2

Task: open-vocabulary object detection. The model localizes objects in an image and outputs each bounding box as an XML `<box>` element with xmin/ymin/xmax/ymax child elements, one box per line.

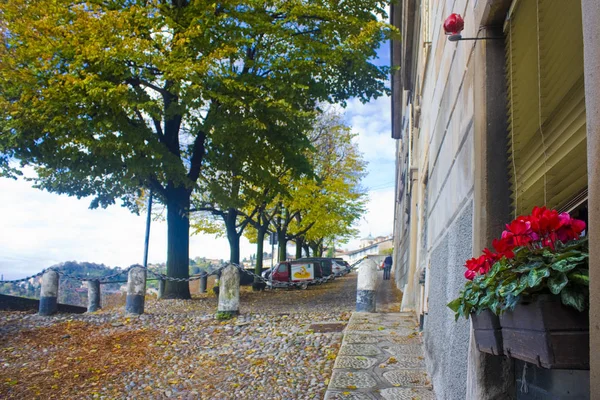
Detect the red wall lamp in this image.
<box><xmin>444</xmin><ymin>13</ymin><xmax>502</xmax><ymax>42</ymax></box>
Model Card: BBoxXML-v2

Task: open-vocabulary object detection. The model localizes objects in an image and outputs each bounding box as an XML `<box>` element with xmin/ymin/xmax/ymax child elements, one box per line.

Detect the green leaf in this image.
<box><xmin>550</xmin><ymin>259</ymin><xmax>578</xmax><ymax>273</ymax></box>
<box><xmin>527</xmin><ymin>267</ymin><xmax>550</xmax><ymax>288</ymax></box>
<box><xmin>514</xmin><ymin>260</ymin><xmax>544</xmax><ymax>273</ymax></box>
<box><xmin>566</xmin><ymin>254</ymin><xmax>588</xmax><ymax>264</ymax></box>
<box><xmin>547</xmin><ymin>272</ymin><xmax>568</xmax><ymax>295</ymax></box>
<box><xmin>504</xmin><ymin>294</ymin><xmax>520</xmax><ymax>311</ymax></box>
<box><xmin>560</xmin><ymin>286</ymin><xmax>586</xmax><ymax>312</ymax></box>
<box><xmin>568</xmin><ymin>270</ymin><xmax>589</xmax><ymax>286</ymax></box>
<box><xmin>554</xmin><ymin>250</ymin><xmax>580</xmax><ymax>261</ymax></box>
<box><xmin>447</xmin><ymin>298</ymin><xmax>462</xmax><ymax>313</ymax></box>
<box><xmin>497</xmin><ymin>280</ymin><xmax>518</xmax><ymax>297</ymax></box>
<box><xmin>479</xmin><ymin>291</ymin><xmax>496</xmax><ymax>307</ymax></box>
<box><xmin>467</xmin><ymin>292</ymin><xmax>481</xmax><ymax>306</ymax></box>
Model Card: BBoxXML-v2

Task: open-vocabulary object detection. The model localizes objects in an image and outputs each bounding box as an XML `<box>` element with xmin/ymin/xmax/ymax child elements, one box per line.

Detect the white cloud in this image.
<box><xmin>343</xmin><ymin>188</ymin><xmax>395</xmax><ymax>251</ymax></box>
<box><xmin>0</xmin><ymin>178</ymin><xmax>257</xmax><ymax>280</ymax></box>
<box><xmin>340</xmin><ymin>93</ymin><xmax>396</xmax><ymax>251</ymax></box>
<box><xmin>344</xmin><ymin>95</ymin><xmax>395</xmax><ymax>163</ymax></box>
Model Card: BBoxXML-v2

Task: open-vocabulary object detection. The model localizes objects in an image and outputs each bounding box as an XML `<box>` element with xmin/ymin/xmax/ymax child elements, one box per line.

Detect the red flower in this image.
<box><xmin>465</xmin><ymin>269</ymin><xmax>476</xmax><ymax>280</ymax></box>
<box><xmin>506</xmin><ymin>219</ymin><xmax>531</xmax><ymax>236</ymax></box>
<box><xmin>492</xmin><ymin>238</ymin><xmax>515</xmax><ymax>259</ymax></box>
<box><xmin>464</xmin><ymin>251</ymin><xmax>496</xmax><ymax>280</ymax></box>
<box><xmin>556</xmin><ymin>213</ymin><xmax>586</xmax><ymax>242</ymax></box>
<box><xmin>443</xmin><ymin>14</ymin><xmax>464</xmax><ymax>35</ymax></box>
<box><xmin>465</xmin><ymin>257</ymin><xmax>482</xmax><ymax>272</ymax></box>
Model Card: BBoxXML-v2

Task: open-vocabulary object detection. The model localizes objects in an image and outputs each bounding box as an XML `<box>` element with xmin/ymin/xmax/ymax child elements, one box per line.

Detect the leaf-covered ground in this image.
<box><xmin>0</xmin><ymin>273</ymin><xmax>358</xmax><ymax>399</ymax></box>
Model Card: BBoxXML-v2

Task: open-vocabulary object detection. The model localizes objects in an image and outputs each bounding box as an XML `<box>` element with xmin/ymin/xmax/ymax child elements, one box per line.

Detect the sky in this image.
<box><xmin>0</xmin><ymin>45</ymin><xmax>395</xmax><ymax>281</ymax></box>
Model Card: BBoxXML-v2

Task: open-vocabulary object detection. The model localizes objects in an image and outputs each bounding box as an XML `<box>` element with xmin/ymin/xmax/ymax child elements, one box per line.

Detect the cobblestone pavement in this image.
<box><xmin>324</xmin><ymin>271</ymin><xmax>436</xmax><ymax>400</ymax></box>
<box><xmin>0</xmin><ymin>273</ymin><xmax>359</xmax><ymax>399</ymax></box>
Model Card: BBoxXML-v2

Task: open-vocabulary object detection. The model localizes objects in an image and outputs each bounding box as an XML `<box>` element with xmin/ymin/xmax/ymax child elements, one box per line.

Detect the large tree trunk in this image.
<box><xmin>163</xmin><ymin>187</ymin><xmax>191</xmax><ymax>299</ymax></box>
<box><xmin>295</xmin><ymin>237</ymin><xmax>303</xmax><ymax>259</ymax></box>
<box><xmin>310</xmin><ymin>241</ymin><xmax>324</xmax><ymax>257</ymax></box>
<box><xmin>253</xmin><ymin>226</ymin><xmax>267</xmax><ymax>291</ymax></box>
<box><xmin>303</xmin><ymin>244</ymin><xmax>310</xmax><ymax>257</ymax></box>
<box><xmin>255</xmin><ymin>227</ymin><xmax>266</xmax><ymax>276</ymax></box>
<box><xmin>278</xmin><ymin>230</ymin><xmax>287</xmax><ymax>262</ymax></box>
<box><xmin>225</xmin><ymin>208</ymin><xmax>240</xmax><ymax>265</ymax></box>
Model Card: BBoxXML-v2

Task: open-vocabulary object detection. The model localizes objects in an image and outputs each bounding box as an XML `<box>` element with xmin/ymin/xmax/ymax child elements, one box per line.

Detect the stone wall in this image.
<box><xmin>423</xmin><ymin>201</ymin><xmax>473</xmax><ymax>399</ymax></box>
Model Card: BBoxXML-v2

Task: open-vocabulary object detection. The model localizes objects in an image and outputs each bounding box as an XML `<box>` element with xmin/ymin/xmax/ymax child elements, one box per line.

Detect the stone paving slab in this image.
<box><xmin>324</xmin><ymin>312</ymin><xmax>436</xmax><ymax>399</ymax></box>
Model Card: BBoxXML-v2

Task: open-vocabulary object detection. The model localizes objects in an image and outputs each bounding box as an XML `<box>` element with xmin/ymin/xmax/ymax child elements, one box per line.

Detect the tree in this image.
<box><xmin>190</xmin><ymin>108</ymin><xmax>313</xmax><ymax>265</ymax></box>
<box><xmin>273</xmin><ymin>109</ymin><xmax>367</xmax><ymax>259</ymax></box>
<box><xmin>0</xmin><ymin>0</ymin><xmax>391</xmax><ymax>298</ymax></box>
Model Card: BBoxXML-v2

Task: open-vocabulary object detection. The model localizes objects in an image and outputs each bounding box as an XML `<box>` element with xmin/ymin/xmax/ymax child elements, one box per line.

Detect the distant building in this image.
<box><xmin>359</xmin><ymin>234</ymin><xmax>375</xmax><ymax>249</ymax></box>
<box><xmin>341</xmin><ymin>236</ymin><xmax>393</xmax><ymax>263</ymax></box>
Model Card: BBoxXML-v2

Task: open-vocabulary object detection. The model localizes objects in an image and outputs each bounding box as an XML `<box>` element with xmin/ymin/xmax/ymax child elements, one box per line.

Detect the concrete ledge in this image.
<box><xmin>0</xmin><ymin>294</ymin><xmax>86</xmax><ymax>314</ymax></box>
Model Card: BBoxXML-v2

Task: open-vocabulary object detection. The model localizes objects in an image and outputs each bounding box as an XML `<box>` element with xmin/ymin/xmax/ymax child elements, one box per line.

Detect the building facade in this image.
<box><xmin>341</xmin><ymin>237</ymin><xmax>393</xmax><ymax>263</ymax></box>
<box><xmin>391</xmin><ymin>0</ymin><xmax>599</xmax><ymax>398</ymax></box>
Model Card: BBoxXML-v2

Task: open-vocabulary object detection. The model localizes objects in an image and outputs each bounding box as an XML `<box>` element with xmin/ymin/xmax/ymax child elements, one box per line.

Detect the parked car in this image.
<box><xmin>262</xmin><ymin>267</ymin><xmax>274</xmax><ymax>280</ymax></box>
<box><xmin>268</xmin><ymin>260</ymin><xmax>323</xmax><ymax>289</ymax></box>
<box><xmin>331</xmin><ymin>259</ymin><xmax>350</xmax><ymax>276</ymax></box>
<box><xmin>296</xmin><ymin>258</ymin><xmax>337</xmax><ymax>279</ymax></box>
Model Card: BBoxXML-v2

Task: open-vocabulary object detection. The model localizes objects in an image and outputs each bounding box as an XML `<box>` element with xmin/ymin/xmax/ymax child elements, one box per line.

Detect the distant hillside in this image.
<box><xmin>0</xmin><ymin>261</ymin><xmax>125</xmax><ymax>307</ymax></box>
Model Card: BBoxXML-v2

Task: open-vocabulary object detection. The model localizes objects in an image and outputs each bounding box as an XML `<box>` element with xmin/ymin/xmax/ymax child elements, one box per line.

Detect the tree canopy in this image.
<box><xmin>0</xmin><ymin>0</ymin><xmax>391</xmax><ymax>298</ymax></box>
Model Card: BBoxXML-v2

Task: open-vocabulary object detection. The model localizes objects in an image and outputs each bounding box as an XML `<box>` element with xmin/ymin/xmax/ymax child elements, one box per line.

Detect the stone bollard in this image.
<box><xmin>158</xmin><ymin>279</ymin><xmax>165</xmax><ymax>300</ymax></box>
<box><xmin>39</xmin><ymin>269</ymin><xmax>59</xmax><ymax>316</ymax></box>
<box><xmin>87</xmin><ymin>280</ymin><xmax>101</xmax><ymax>312</ymax></box>
<box><xmin>216</xmin><ymin>265</ymin><xmax>239</xmax><ymax>319</ymax></box>
<box><xmin>356</xmin><ymin>259</ymin><xmax>378</xmax><ymax>312</ymax></box>
<box><xmin>199</xmin><ymin>273</ymin><xmax>207</xmax><ymax>294</ymax></box>
<box><xmin>125</xmin><ymin>266</ymin><xmax>147</xmax><ymax>315</ymax></box>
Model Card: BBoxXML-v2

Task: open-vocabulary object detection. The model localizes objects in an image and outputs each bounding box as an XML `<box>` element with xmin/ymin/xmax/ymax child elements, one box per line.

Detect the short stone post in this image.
<box><xmin>356</xmin><ymin>259</ymin><xmax>378</xmax><ymax>312</ymax></box>
<box><xmin>216</xmin><ymin>265</ymin><xmax>239</xmax><ymax>319</ymax></box>
<box><xmin>39</xmin><ymin>269</ymin><xmax>59</xmax><ymax>316</ymax></box>
<box><xmin>157</xmin><ymin>279</ymin><xmax>165</xmax><ymax>300</ymax></box>
<box><xmin>199</xmin><ymin>273</ymin><xmax>207</xmax><ymax>294</ymax></box>
<box><xmin>87</xmin><ymin>280</ymin><xmax>101</xmax><ymax>312</ymax></box>
<box><xmin>125</xmin><ymin>266</ymin><xmax>146</xmax><ymax>315</ymax></box>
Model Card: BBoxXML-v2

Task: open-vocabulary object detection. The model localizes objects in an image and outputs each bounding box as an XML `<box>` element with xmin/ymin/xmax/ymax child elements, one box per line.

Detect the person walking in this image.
<box><xmin>383</xmin><ymin>255</ymin><xmax>393</xmax><ymax>280</ymax></box>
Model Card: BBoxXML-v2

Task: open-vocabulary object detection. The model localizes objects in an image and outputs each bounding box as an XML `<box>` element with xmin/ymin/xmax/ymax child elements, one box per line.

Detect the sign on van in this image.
<box><xmin>291</xmin><ymin>263</ymin><xmax>314</xmax><ymax>281</ymax></box>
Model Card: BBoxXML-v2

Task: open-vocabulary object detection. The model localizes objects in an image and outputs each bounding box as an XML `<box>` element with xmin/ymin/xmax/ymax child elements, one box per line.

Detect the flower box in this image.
<box><xmin>471</xmin><ymin>310</ymin><xmax>504</xmax><ymax>356</ymax></box>
<box><xmin>500</xmin><ymin>295</ymin><xmax>589</xmax><ymax>369</ymax></box>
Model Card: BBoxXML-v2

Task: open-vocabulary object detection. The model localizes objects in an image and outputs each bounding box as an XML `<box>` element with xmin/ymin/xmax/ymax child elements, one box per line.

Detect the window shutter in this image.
<box><xmin>506</xmin><ymin>0</ymin><xmax>587</xmax><ymax>216</ymax></box>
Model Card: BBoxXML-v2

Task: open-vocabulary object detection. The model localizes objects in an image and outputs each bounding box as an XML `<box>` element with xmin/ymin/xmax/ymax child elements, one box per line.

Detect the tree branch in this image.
<box><xmin>187</xmin><ymin>130</ymin><xmax>206</xmax><ymax>182</ymax></box>
<box><xmin>126</xmin><ymin>77</ymin><xmax>168</xmax><ymax>96</ymax></box>
<box><xmin>287</xmin><ymin>221</ymin><xmax>316</xmax><ymax>240</ymax></box>
<box><xmin>148</xmin><ymin>177</ymin><xmax>167</xmax><ymax>199</ymax></box>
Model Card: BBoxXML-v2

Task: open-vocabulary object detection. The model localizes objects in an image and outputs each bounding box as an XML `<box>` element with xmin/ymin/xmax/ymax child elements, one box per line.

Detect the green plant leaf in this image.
<box><xmin>504</xmin><ymin>294</ymin><xmax>520</xmax><ymax>311</ymax></box>
<box><xmin>467</xmin><ymin>292</ymin><xmax>481</xmax><ymax>306</ymax></box>
<box><xmin>550</xmin><ymin>259</ymin><xmax>578</xmax><ymax>273</ymax></box>
<box><xmin>527</xmin><ymin>267</ymin><xmax>550</xmax><ymax>288</ymax></box>
<box><xmin>447</xmin><ymin>298</ymin><xmax>462</xmax><ymax>313</ymax></box>
<box><xmin>497</xmin><ymin>280</ymin><xmax>517</xmax><ymax>297</ymax></box>
<box><xmin>479</xmin><ymin>291</ymin><xmax>496</xmax><ymax>307</ymax></box>
<box><xmin>568</xmin><ymin>270</ymin><xmax>589</xmax><ymax>286</ymax></box>
<box><xmin>566</xmin><ymin>254</ymin><xmax>588</xmax><ymax>264</ymax></box>
<box><xmin>547</xmin><ymin>272</ymin><xmax>568</xmax><ymax>295</ymax></box>
<box><xmin>560</xmin><ymin>286</ymin><xmax>586</xmax><ymax>312</ymax></box>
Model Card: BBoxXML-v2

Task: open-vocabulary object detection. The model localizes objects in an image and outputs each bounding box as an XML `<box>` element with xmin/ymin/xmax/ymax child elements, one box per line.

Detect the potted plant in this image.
<box><xmin>448</xmin><ymin>207</ymin><xmax>589</xmax><ymax>368</ymax></box>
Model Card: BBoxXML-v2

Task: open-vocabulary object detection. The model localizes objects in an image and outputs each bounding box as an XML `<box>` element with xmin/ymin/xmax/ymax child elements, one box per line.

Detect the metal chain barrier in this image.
<box><xmin>0</xmin><ymin>268</ymin><xmax>49</xmax><ymax>284</ymax></box>
<box><xmin>146</xmin><ymin>262</ymin><xmax>229</xmax><ymax>283</ymax></box>
<box><xmin>0</xmin><ymin>257</ymin><xmax>370</xmax><ymax>287</ymax></box>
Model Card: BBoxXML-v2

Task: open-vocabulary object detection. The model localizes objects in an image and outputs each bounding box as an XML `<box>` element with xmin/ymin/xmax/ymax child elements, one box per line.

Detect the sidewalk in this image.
<box><xmin>324</xmin><ymin>270</ymin><xmax>435</xmax><ymax>399</ymax></box>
